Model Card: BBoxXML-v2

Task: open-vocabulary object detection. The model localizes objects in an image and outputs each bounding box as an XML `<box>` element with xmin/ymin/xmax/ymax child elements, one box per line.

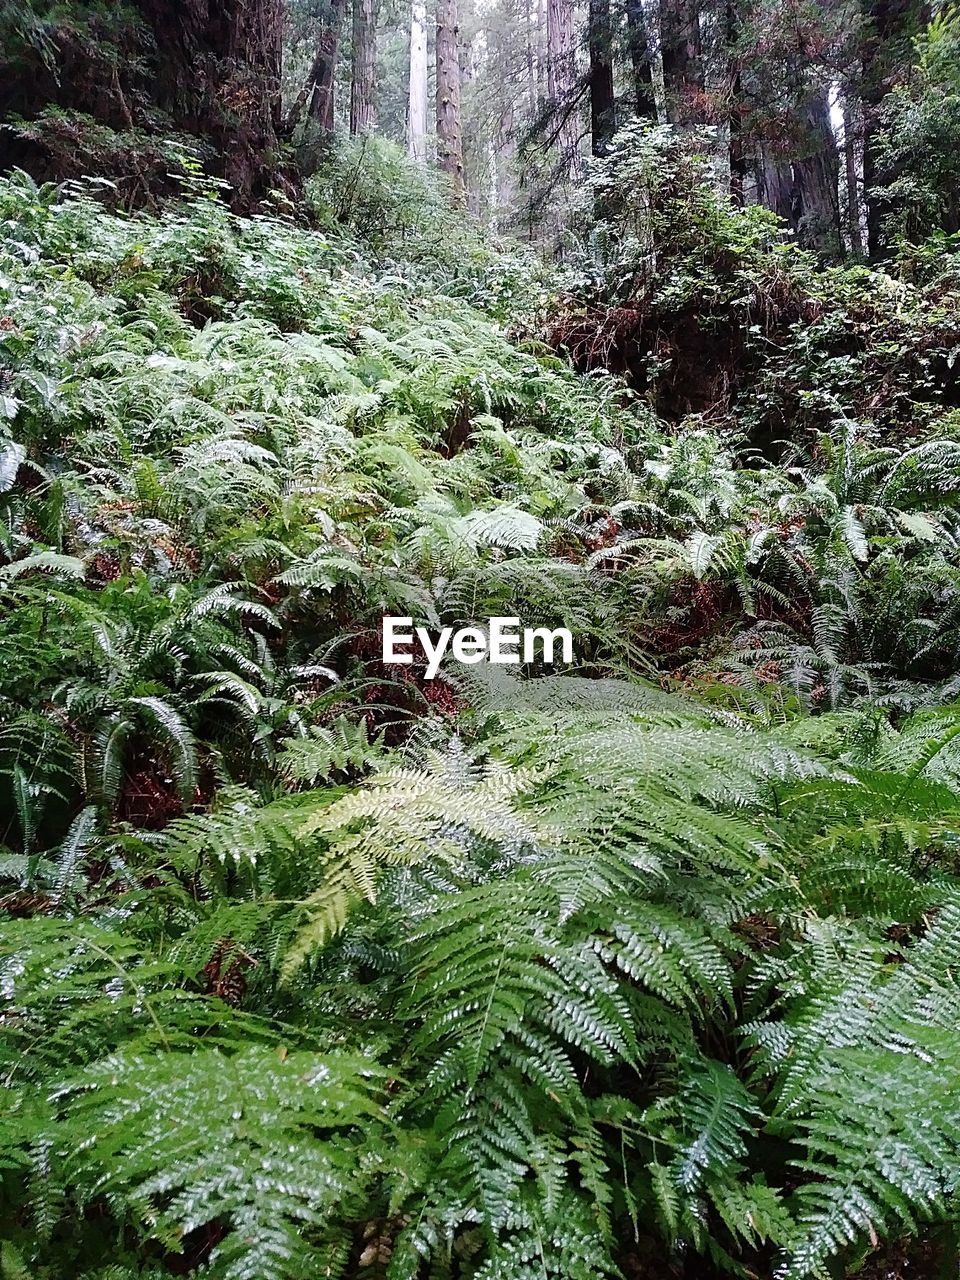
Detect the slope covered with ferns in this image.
<box><xmin>4</xmin><ymin>146</ymin><xmax>960</xmax><ymax>1279</ymax></box>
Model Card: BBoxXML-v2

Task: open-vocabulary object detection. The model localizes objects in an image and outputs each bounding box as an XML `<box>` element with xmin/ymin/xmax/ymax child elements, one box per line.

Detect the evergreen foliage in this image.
<box><xmin>4</xmin><ymin>149</ymin><xmax>960</xmax><ymax>1280</ymax></box>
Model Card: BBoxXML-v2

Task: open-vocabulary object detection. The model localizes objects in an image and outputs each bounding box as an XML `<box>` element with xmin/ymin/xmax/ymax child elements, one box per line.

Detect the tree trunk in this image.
<box><xmin>727</xmin><ymin>0</ymin><xmax>745</xmax><ymax>203</ymax></box>
<box><xmin>525</xmin><ymin>0</ymin><xmax>538</xmax><ymax>106</ymax></box>
<box><xmin>626</xmin><ymin>0</ymin><xmax>656</xmax><ymax>120</ymax></box>
<box><xmin>136</xmin><ymin>0</ymin><xmax>285</xmax><ymax>208</ymax></box>
<box><xmin>350</xmin><ymin>0</ymin><xmax>377</xmax><ymax>134</ymax></box>
<box><xmin>307</xmin><ymin>0</ymin><xmax>344</xmax><ymax>131</ymax></box>
<box><xmin>0</xmin><ymin>0</ymin><xmax>286</xmax><ymax>209</ymax></box>
<box><xmin>792</xmin><ymin>86</ymin><xmax>841</xmax><ymax>255</ymax></box>
<box><xmin>536</xmin><ymin>0</ymin><xmax>549</xmax><ymax>107</ymax></box>
<box><xmin>844</xmin><ymin>94</ymin><xmax>865</xmax><ymax>254</ymax></box>
<box><xmin>436</xmin><ymin>0</ymin><xmax>466</xmax><ymax>201</ymax></box>
<box><xmin>494</xmin><ymin>96</ymin><xmax>517</xmax><ymax>229</ymax></box>
<box><xmin>758</xmin><ymin>147</ymin><xmax>793</xmax><ymax>223</ymax></box>
<box><xmin>547</xmin><ymin>0</ymin><xmax>581</xmax><ymax>173</ymax></box>
<box><xmin>588</xmin><ymin>0</ymin><xmax>616</xmax><ymax>153</ymax></box>
<box><xmin>660</xmin><ymin>0</ymin><xmax>703</xmax><ymax>124</ymax></box>
<box><xmin>407</xmin><ymin>0</ymin><xmax>429</xmax><ymax>163</ymax></box>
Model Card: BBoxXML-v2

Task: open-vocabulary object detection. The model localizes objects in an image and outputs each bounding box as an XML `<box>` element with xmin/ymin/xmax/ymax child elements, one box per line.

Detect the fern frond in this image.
<box><xmin>48</xmin><ymin>1047</ymin><xmax>392</xmax><ymax>1280</ymax></box>
<box><xmin>279</xmin><ymin>716</ymin><xmax>387</xmax><ymax>784</ymax></box>
<box><xmin>284</xmin><ymin>750</ymin><xmax>546</xmax><ymax>972</ymax></box>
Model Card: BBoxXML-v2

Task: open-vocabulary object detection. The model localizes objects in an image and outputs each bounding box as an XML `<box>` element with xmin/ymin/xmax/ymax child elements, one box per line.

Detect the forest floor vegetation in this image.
<box><xmin>4</xmin><ymin>135</ymin><xmax>960</xmax><ymax>1279</ymax></box>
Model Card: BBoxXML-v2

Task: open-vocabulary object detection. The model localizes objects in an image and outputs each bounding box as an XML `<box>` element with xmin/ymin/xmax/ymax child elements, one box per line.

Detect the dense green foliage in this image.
<box><xmin>875</xmin><ymin>7</ymin><xmax>960</xmax><ymax>251</ymax></box>
<box><xmin>5</xmin><ymin>141</ymin><xmax>960</xmax><ymax>1280</ymax></box>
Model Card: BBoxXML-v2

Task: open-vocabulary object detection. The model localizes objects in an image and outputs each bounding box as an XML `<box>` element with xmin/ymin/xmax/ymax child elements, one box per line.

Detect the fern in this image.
<box><xmin>279</xmin><ymin>715</ymin><xmax>387</xmax><ymax>783</ymax></box>
<box><xmin>284</xmin><ymin>746</ymin><xmax>546</xmax><ymax>971</ymax></box>
<box><xmin>0</xmin><ymin>551</ymin><xmax>85</xmax><ymax>581</ymax></box>
<box><xmin>47</xmin><ymin>1047</ymin><xmax>393</xmax><ymax>1280</ymax></box>
<box><xmin>8</xmin><ymin>167</ymin><xmax>960</xmax><ymax>1280</ymax></box>
<box><xmin>780</xmin><ymin>1030</ymin><xmax>960</xmax><ymax>1279</ymax></box>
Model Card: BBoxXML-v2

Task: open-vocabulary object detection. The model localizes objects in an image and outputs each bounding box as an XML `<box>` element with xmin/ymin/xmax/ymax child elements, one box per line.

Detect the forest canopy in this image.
<box><xmin>4</xmin><ymin>2</ymin><xmax>960</xmax><ymax>1280</ymax></box>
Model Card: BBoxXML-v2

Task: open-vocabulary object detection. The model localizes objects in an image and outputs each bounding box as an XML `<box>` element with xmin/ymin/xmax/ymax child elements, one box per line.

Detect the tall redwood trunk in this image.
<box><xmin>792</xmin><ymin>86</ymin><xmax>841</xmax><ymax>255</ymax></box>
<box><xmin>436</xmin><ymin>0</ymin><xmax>465</xmax><ymax>200</ymax></box>
<box><xmin>756</xmin><ymin>91</ymin><xmax>841</xmax><ymax>256</ymax></box>
<box><xmin>140</xmin><ymin>0</ymin><xmax>284</xmax><ymax>207</ymax></box>
<box><xmin>588</xmin><ymin>0</ymin><xmax>616</xmax><ymax>153</ymax></box>
<box><xmin>536</xmin><ymin>0</ymin><xmax>549</xmax><ymax>107</ymax></box>
<box><xmin>307</xmin><ymin>0</ymin><xmax>345</xmax><ymax>131</ymax></box>
<box><xmin>350</xmin><ymin>0</ymin><xmax>377</xmax><ymax>133</ymax></box>
<box><xmin>844</xmin><ymin>94</ymin><xmax>865</xmax><ymax>254</ymax></box>
<box><xmin>0</xmin><ymin>0</ymin><xmax>287</xmax><ymax>209</ymax></box>
<box><xmin>525</xmin><ymin>0</ymin><xmax>543</xmax><ymax>107</ymax></box>
<box><xmin>757</xmin><ymin>145</ymin><xmax>794</xmax><ymax>230</ymax></box>
<box><xmin>547</xmin><ymin>0</ymin><xmax>581</xmax><ymax>173</ymax></box>
<box><xmin>493</xmin><ymin>92</ymin><xmax>517</xmax><ymax>228</ymax></box>
<box><xmin>626</xmin><ymin>0</ymin><xmax>656</xmax><ymax>120</ymax></box>
<box><xmin>407</xmin><ymin>0</ymin><xmax>429</xmax><ymax>163</ymax></box>
<box><xmin>660</xmin><ymin>0</ymin><xmax>703</xmax><ymax>124</ymax></box>
<box><xmin>727</xmin><ymin>0</ymin><xmax>746</xmax><ymax>202</ymax></box>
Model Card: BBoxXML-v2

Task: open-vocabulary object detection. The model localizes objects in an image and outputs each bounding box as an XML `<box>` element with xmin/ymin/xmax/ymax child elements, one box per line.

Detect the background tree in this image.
<box><xmin>547</xmin><ymin>0</ymin><xmax>583</xmax><ymax>173</ymax></box>
<box><xmin>726</xmin><ymin>0</ymin><xmax>746</xmax><ymax>201</ymax></box>
<box><xmin>436</xmin><ymin>0</ymin><xmax>466</xmax><ymax>198</ymax></box>
<box><xmin>407</xmin><ymin>0</ymin><xmax>430</xmax><ymax>161</ymax></box>
<box><xmin>860</xmin><ymin>0</ymin><xmax>931</xmax><ymax>256</ymax></box>
<box><xmin>625</xmin><ymin>0</ymin><xmax>657</xmax><ymax>120</ymax></box>
<box><xmin>0</xmin><ymin>0</ymin><xmax>287</xmax><ymax>208</ymax></box>
<box><xmin>282</xmin><ymin>0</ymin><xmax>346</xmax><ymax>134</ymax></box>
<box><xmin>588</xmin><ymin>0</ymin><xmax>616</xmax><ymax>152</ymax></box>
<box><xmin>792</xmin><ymin>85</ymin><xmax>842</xmax><ymax>253</ymax></box>
<box><xmin>350</xmin><ymin>0</ymin><xmax>378</xmax><ymax>132</ymax></box>
<box><xmin>660</xmin><ymin>0</ymin><xmax>704</xmax><ymax>123</ymax></box>
<box><xmin>729</xmin><ymin>0</ymin><xmax>853</xmax><ymax>254</ymax></box>
<box><xmin>2</xmin><ymin>0</ymin><xmax>956</xmax><ymax>255</ymax></box>
<box><xmin>142</xmin><ymin>0</ymin><xmax>285</xmax><ymax>193</ymax></box>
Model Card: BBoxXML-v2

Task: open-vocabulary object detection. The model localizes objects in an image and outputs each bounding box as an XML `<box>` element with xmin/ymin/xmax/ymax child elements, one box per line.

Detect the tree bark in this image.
<box><xmin>758</xmin><ymin>147</ymin><xmax>794</xmax><ymax>223</ymax></box>
<box><xmin>525</xmin><ymin>0</ymin><xmax>538</xmax><ymax>106</ymax></box>
<box><xmin>494</xmin><ymin>96</ymin><xmax>517</xmax><ymax>229</ymax></box>
<box><xmin>407</xmin><ymin>0</ymin><xmax>429</xmax><ymax>163</ymax></box>
<box><xmin>660</xmin><ymin>0</ymin><xmax>703</xmax><ymax>124</ymax></box>
<box><xmin>547</xmin><ymin>0</ymin><xmax>581</xmax><ymax>172</ymax></box>
<box><xmin>436</xmin><ymin>0</ymin><xmax>465</xmax><ymax>201</ymax></box>
<box><xmin>626</xmin><ymin>0</ymin><xmax>656</xmax><ymax>120</ymax></box>
<box><xmin>727</xmin><ymin>0</ymin><xmax>746</xmax><ymax>203</ymax></box>
<box><xmin>536</xmin><ymin>0</ymin><xmax>549</xmax><ymax>107</ymax></box>
<box><xmin>307</xmin><ymin>0</ymin><xmax>345</xmax><ymax>131</ymax></box>
<box><xmin>843</xmin><ymin>94</ymin><xmax>865</xmax><ymax>254</ymax></box>
<box><xmin>350</xmin><ymin>0</ymin><xmax>377</xmax><ymax>134</ymax></box>
<box><xmin>756</xmin><ymin>93</ymin><xmax>841</xmax><ymax>254</ymax></box>
<box><xmin>136</xmin><ymin>0</ymin><xmax>285</xmax><ymax>208</ymax></box>
<box><xmin>792</xmin><ymin>86</ymin><xmax>841</xmax><ymax>255</ymax></box>
<box><xmin>588</xmin><ymin>0</ymin><xmax>616</xmax><ymax>153</ymax></box>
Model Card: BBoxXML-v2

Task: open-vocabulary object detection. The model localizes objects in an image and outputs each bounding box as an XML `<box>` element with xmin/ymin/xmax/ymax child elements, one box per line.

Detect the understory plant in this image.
<box><xmin>3</xmin><ymin>162</ymin><xmax>960</xmax><ymax>1279</ymax></box>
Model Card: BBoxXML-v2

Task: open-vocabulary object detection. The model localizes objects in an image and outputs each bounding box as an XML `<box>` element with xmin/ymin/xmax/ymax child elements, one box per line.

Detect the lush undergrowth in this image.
<box><xmin>4</xmin><ymin>152</ymin><xmax>960</xmax><ymax>1280</ymax></box>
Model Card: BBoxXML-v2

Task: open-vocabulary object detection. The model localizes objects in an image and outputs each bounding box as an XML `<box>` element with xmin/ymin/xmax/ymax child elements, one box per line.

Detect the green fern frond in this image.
<box><xmin>47</xmin><ymin>1047</ymin><xmax>392</xmax><ymax>1280</ymax></box>
<box><xmin>780</xmin><ymin>1029</ymin><xmax>960</xmax><ymax>1279</ymax></box>
<box><xmin>279</xmin><ymin>716</ymin><xmax>387</xmax><ymax>784</ymax></box>
<box><xmin>284</xmin><ymin>750</ymin><xmax>546</xmax><ymax>972</ymax></box>
<box><xmin>0</xmin><ymin>552</ymin><xmax>85</xmax><ymax>582</ymax></box>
